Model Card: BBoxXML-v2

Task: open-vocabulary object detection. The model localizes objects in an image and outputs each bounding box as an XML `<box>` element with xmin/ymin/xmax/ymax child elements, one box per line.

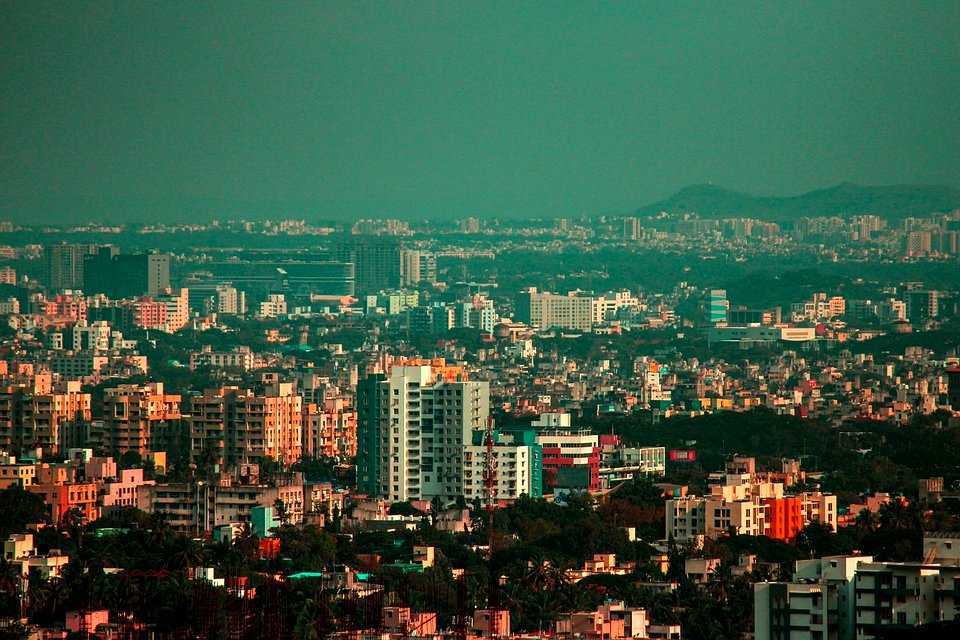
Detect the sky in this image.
<box><xmin>1</xmin><ymin>1</ymin><xmax>959</xmax><ymax>223</ymax></box>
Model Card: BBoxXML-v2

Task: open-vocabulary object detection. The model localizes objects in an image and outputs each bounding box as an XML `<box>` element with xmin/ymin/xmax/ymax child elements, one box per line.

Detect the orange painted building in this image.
<box><xmin>763</xmin><ymin>496</ymin><xmax>804</xmax><ymax>542</ymax></box>
<box><xmin>381</xmin><ymin>356</ymin><xmax>466</xmax><ymax>382</ymax></box>
<box><xmin>0</xmin><ymin>380</ymin><xmax>91</xmax><ymax>455</ymax></box>
<box><xmin>102</xmin><ymin>382</ymin><xmax>182</xmax><ymax>455</ymax></box>
<box><xmin>28</xmin><ymin>464</ymin><xmax>98</xmax><ymax>524</ymax></box>
<box><xmin>302</xmin><ymin>398</ymin><xmax>357</xmax><ymax>458</ymax></box>
<box><xmin>32</xmin><ymin>294</ymin><xmax>88</xmax><ymax>324</ymax></box>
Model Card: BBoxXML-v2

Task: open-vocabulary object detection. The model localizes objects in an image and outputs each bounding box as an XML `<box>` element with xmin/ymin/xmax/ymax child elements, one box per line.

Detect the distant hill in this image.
<box><xmin>637</xmin><ymin>183</ymin><xmax>960</xmax><ymax>221</ymax></box>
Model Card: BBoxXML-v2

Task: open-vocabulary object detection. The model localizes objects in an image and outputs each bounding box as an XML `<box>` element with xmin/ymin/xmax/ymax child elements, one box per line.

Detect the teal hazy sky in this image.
<box><xmin>2</xmin><ymin>2</ymin><xmax>959</xmax><ymax>223</ymax></box>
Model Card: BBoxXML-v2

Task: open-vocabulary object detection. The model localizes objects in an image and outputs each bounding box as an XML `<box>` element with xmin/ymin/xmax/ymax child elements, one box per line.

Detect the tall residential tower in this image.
<box><xmin>357</xmin><ymin>363</ymin><xmax>489</xmax><ymax>502</ymax></box>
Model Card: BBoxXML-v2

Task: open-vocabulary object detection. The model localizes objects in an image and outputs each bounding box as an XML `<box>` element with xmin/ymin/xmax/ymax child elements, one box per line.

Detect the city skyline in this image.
<box><xmin>2</xmin><ymin>4</ymin><xmax>960</xmax><ymax>638</ymax></box>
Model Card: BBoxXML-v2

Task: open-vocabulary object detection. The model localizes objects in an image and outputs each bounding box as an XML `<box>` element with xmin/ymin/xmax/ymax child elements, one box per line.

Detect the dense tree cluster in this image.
<box><xmin>580</xmin><ymin>408</ymin><xmax>960</xmax><ymax>500</ymax></box>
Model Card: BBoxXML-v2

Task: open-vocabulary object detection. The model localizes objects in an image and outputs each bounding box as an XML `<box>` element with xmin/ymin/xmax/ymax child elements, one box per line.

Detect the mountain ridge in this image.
<box><xmin>636</xmin><ymin>182</ymin><xmax>960</xmax><ymax>221</ymax></box>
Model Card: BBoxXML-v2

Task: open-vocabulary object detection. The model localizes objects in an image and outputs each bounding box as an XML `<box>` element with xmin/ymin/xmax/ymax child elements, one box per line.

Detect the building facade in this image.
<box><xmin>101</xmin><ymin>383</ymin><xmax>182</xmax><ymax>456</ymax></box>
<box><xmin>356</xmin><ymin>364</ymin><xmax>489</xmax><ymax>503</ymax></box>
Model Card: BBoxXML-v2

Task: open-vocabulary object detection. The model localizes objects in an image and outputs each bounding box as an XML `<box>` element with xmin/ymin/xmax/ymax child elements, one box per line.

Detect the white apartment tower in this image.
<box><xmin>360</xmin><ymin>365</ymin><xmax>489</xmax><ymax>503</ymax></box>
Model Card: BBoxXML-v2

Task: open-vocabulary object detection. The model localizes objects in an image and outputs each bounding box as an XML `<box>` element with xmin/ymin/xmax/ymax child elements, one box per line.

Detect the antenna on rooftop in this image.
<box><xmin>482</xmin><ymin>414</ymin><xmax>501</xmax><ymax>638</ymax></box>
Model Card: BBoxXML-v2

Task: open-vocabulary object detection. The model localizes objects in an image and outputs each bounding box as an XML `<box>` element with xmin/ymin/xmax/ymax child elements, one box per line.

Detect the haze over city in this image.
<box><xmin>2</xmin><ymin>2</ymin><xmax>959</xmax><ymax>223</ymax></box>
<box><xmin>3</xmin><ymin>4</ymin><xmax>960</xmax><ymax>640</ymax></box>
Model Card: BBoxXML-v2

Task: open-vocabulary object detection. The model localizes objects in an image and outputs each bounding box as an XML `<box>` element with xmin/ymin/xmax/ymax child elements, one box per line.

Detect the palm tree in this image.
<box><xmin>525</xmin><ymin>588</ymin><xmax>563</xmax><ymax>634</ymax></box>
<box><xmin>705</xmin><ymin>559</ymin><xmax>735</xmax><ymax>603</ymax></box>
<box><xmin>878</xmin><ymin>498</ymin><xmax>913</xmax><ymax>530</ymax></box>
<box><xmin>563</xmin><ymin>579</ymin><xmax>596</xmax><ymax>612</ymax></box>
<box><xmin>26</xmin><ymin>570</ymin><xmax>51</xmax><ymax>622</ymax></box>
<box><xmin>521</xmin><ymin>558</ymin><xmax>567</xmax><ymax>592</ymax></box>
<box><xmin>500</xmin><ymin>581</ymin><xmax>528</xmax><ymax>623</ymax></box>
<box><xmin>28</xmin><ymin>573</ymin><xmax>69</xmax><ymax>625</ymax></box>
<box><xmin>162</xmin><ymin>536</ymin><xmax>204</xmax><ymax>572</ymax></box>
<box><xmin>854</xmin><ymin>508</ymin><xmax>879</xmax><ymax>537</ymax></box>
<box><xmin>0</xmin><ymin>555</ymin><xmax>23</xmax><ymax>618</ymax></box>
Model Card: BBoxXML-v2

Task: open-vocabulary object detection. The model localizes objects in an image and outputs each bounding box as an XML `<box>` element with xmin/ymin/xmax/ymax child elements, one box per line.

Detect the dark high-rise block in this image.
<box><xmin>333</xmin><ymin>237</ymin><xmax>402</xmax><ymax>292</ymax></box>
<box><xmin>948</xmin><ymin>368</ymin><xmax>960</xmax><ymax>410</ymax></box>
<box><xmin>84</xmin><ymin>249</ymin><xmax>171</xmax><ymax>298</ymax></box>
<box><xmin>44</xmin><ymin>243</ymin><xmax>98</xmax><ymax>291</ymax></box>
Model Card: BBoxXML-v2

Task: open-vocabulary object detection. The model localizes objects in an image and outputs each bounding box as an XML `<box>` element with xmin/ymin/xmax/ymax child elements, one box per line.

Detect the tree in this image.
<box><xmin>0</xmin><ymin>554</ymin><xmax>22</xmax><ymax>618</ymax></box>
<box><xmin>854</xmin><ymin>509</ymin><xmax>879</xmax><ymax>537</ymax></box>
<box><xmin>796</xmin><ymin>521</ymin><xmax>839</xmax><ymax>558</ymax></box>
<box><xmin>705</xmin><ymin>558</ymin><xmax>735</xmax><ymax>603</ymax></box>
<box><xmin>520</xmin><ymin>558</ymin><xmax>567</xmax><ymax>592</ymax></box>
<box><xmin>430</xmin><ymin>496</ymin><xmax>443</xmax><ymax>526</ymax></box>
<box><xmin>878</xmin><ymin>499</ymin><xmax>915</xmax><ymax>530</ymax></box>
<box><xmin>118</xmin><ymin>450</ymin><xmax>143</xmax><ymax>470</ymax></box>
<box><xmin>0</xmin><ymin>485</ymin><xmax>50</xmax><ymax>539</ymax></box>
<box><xmin>275</xmin><ymin>525</ymin><xmax>337</xmax><ymax>571</ymax></box>
<box><xmin>0</xmin><ymin>622</ymin><xmax>31</xmax><ymax>640</ymax></box>
<box><xmin>162</xmin><ymin>536</ymin><xmax>204</xmax><ymax>572</ymax></box>
<box><xmin>274</xmin><ymin>498</ymin><xmax>290</xmax><ymax>526</ymax></box>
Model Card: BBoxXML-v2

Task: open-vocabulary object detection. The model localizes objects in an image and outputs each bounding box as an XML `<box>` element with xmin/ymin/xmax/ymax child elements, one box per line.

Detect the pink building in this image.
<box><xmin>471</xmin><ymin>609</ymin><xmax>510</xmax><ymax>638</ymax></box>
<box><xmin>100</xmin><ymin>468</ymin><xmax>155</xmax><ymax>518</ymax></box>
<box><xmin>85</xmin><ymin>456</ymin><xmax>118</xmax><ymax>481</ymax></box>
<box><xmin>66</xmin><ymin>609</ymin><xmax>110</xmax><ymax>633</ymax></box>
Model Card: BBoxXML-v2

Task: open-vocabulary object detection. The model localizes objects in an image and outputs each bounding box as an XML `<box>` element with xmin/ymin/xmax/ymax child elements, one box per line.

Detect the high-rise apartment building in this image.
<box><xmin>302</xmin><ymin>398</ymin><xmax>357</xmax><ymax>459</ymax></box>
<box><xmin>190</xmin><ymin>284</ymin><xmax>247</xmax><ymax>315</ymax></box>
<box><xmin>418</xmin><ymin>252</ymin><xmax>438</xmax><ymax>284</ymax></box>
<box><xmin>398</xmin><ymin>249</ymin><xmax>439</xmax><ymax>286</ymax></box>
<box><xmin>84</xmin><ymin>249</ymin><xmax>171</xmax><ymax>298</ymax></box>
<box><xmin>0</xmin><ymin>381</ymin><xmax>91</xmax><ymax>455</ymax></box>
<box><xmin>102</xmin><ymin>383</ymin><xmax>182</xmax><ymax>456</ymax></box>
<box><xmin>216</xmin><ymin>285</ymin><xmax>246</xmax><ymax>315</ymax></box>
<box><xmin>904</xmin><ymin>289</ymin><xmax>939</xmax><ymax>322</ymax></box>
<box><xmin>463</xmin><ymin>427</ymin><xmax>543</xmax><ymax>502</ymax></box>
<box><xmin>259</xmin><ymin>293</ymin><xmax>287</xmax><ymax>318</ymax></box>
<box><xmin>707</xmin><ymin>289</ymin><xmax>729</xmax><ymax>324</ymax></box>
<box><xmin>407</xmin><ymin>305</ymin><xmax>456</xmax><ymax>334</ymax></box>
<box><xmin>932</xmin><ymin>231</ymin><xmax>960</xmax><ymax>255</ymax></box>
<box><xmin>592</xmin><ymin>291</ymin><xmax>638</xmax><ymax>324</ymax></box>
<box><xmin>459</xmin><ymin>217</ymin><xmax>481</xmax><ymax>234</ymax></box>
<box><xmin>400</xmin><ymin>249</ymin><xmax>422</xmax><ymax>286</ymax></box>
<box><xmin>515</xmin><ymin>287</ymin><xmax>594</xmax><ymax>332</ymax></box>
<box><xmin>356</xmin><ymin>364</ymin><xmax>489</xmax><ymax>503</ymax></box>
<box><xmin>189</xmin><ymin>384</ymin><xmax>303</xmax><ymax>466</ymax></box>
<box><xmin>906</xmin><ymin>231</ymin><xmax>933</xmax><ymax>256</ymax></box>
<box><xmin>334</xmin><ymin>237</ymin><xmax>403</xmax><ymax>292</ymax></box>
<box><xmin>155</xmin><ymin>288</ymin><xmax>190</xmax><ymax>331</ymax></box>
<box><xmin>44</xmin><ymin>244</ymin><xmax>98</xmax><ymax>291</ymax></box>
<box><xmin>754</xmin><ymin>555</ymin><xmax>864</xmax><ymax>640</ymax></box>
<box><xmin>947</xmin><ymin>367</ymin><xmax>960</xmax><ymax>410</ymax></box>
<box><xmin>756</xmin><ymin>535</ymin><xmax>960</xmax><ymax>640</ymax></box>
